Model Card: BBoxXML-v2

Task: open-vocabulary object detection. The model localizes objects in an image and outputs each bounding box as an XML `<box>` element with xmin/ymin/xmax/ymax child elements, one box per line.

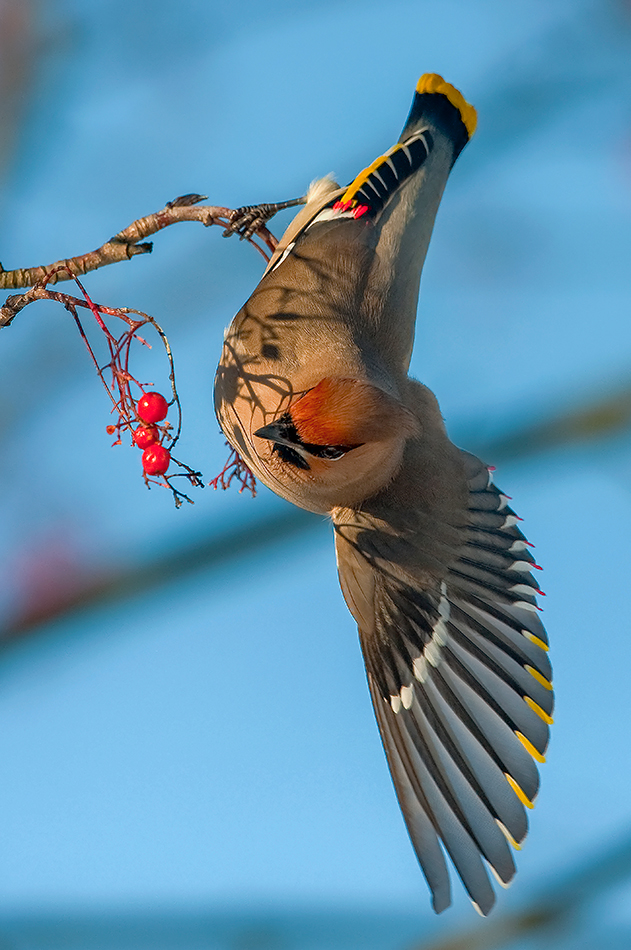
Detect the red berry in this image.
<box><xmin>133</xmin><ymin>425</ymin><xmax>160</xmax><ymax>449</ymax></box>
<box><xmin>142</xmin><ymin>444</ymin><xmax>171</xmax><ymax>476</ymax></box>
<box><xmin>137</xmin><ymin>391</ymin><xmax>169</xmax><ymax>423</ymax></box>
<box><xmin>106</xmin><ymin>424</ymin><xmax>117</xmax><ymax>435</ymax></box>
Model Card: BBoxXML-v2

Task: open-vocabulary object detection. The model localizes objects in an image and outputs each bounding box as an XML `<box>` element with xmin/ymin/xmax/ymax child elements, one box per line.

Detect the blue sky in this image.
<box><xmin>0</xmin><ymin>0</ymin><xmax>630</xmax><ymax>927</ymax></box>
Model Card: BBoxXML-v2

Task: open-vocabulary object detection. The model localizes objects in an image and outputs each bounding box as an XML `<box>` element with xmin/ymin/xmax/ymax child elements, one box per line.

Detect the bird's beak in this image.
<box><xmin>254</xmin><ymin>421</ymin><xmax>296</xmax><ymax>448</ymax></box>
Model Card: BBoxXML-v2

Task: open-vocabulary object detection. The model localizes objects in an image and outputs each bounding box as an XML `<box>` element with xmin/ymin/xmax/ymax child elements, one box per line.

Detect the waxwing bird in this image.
<box><xmin>215</xmin><ymin>74</ymin><xmax>552</xmax><ymax>916</ymax></box>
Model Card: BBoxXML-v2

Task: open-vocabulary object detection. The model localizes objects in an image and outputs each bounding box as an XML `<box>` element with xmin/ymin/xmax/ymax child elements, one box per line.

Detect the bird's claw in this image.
<box><xmin>222</xmin><ymin>198</ymin><xmax>305</xmax><ymax>240</ymax></box>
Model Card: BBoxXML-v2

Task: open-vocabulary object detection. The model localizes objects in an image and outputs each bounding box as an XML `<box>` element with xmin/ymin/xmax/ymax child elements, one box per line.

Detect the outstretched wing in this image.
<box><xmin>333</xmin><ymin>451</ymin><xmax>552</xmax><ymax>915</ymax></box>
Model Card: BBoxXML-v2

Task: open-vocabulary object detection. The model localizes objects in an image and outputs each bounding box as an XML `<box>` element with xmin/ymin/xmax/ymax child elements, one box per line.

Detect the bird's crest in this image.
<box><xmin>289</xmin><ymin>378</ymin><xmax>418</xmax><ymax>447</ymax></box>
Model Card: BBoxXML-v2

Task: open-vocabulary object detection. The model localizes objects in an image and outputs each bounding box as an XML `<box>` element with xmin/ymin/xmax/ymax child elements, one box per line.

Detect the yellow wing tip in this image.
<box><xmin>524</xmin><ymin>631</ymin><xmax>550</xmax><ymax>652</ymax></box>
<box><xmin>415</xmin><ymin>73</ymin><xmax>477</xmax><ymax>137</ymax></box>
<box><xmin>505</xmin><ymin>773</ymin><xmax>535</xmax><ymax>810</ymax></box>
<box><xmin>496</xmin><ymin>820</ymin><xmax>523</xmax><ymax>851</ymax></box>
<box><xmin>525</xmin><ymin>665</ymin><xmax>554</xmax><ymax>691</ymax></box>
<box><xmin>524</xmin><ymin>696</ymin><xmax>554</xmax><ymax>726</ymax></box>
<box><xmin>515</xmin><ymin>731</ymin><xmax>547</xmax><ymax>764</ymax></box>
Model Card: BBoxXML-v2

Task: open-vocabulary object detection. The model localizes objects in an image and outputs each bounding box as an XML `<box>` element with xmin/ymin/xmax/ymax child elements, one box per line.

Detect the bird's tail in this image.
<box><xmin>335</xmin><ymin>73</ymin><xmax>476</xmax><ymax>221</ymax></box>
<box><xmin>264</xmin><ymin>74</ymin><xmax>477</xmax><ymax>349</ymax></box>
<box><xmin>401</xmin><ymin>73</ymin><xmax>476</xmax><ymax>152</ymax></box>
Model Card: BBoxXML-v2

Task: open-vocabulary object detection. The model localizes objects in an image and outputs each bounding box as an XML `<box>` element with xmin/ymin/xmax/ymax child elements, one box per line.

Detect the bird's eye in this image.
<box><xmin>304</xmin><ymin>442</ymin><xmax>359</xmax><ymax>461</ymax></box>
<box><xmin>317</xmin><ymin>446</ymin><xmax>347</xmax><ymax>460</ymax></box>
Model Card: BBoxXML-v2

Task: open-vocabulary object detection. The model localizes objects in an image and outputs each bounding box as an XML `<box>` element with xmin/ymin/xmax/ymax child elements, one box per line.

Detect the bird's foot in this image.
<box><xmin>222</xmin><ymin>197</ymin><xmax>305</xmax><ymax>240</ymax></box>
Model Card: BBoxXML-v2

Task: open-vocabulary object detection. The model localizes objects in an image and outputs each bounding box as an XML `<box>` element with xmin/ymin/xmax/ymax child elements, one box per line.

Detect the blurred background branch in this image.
<box><xmin>411</xmin><ymin>831</ymin><xmax>631</xmax><ymax>950</ymax></box>
<box><xmin>0</xmin><ymin>0</ymin><xmax>36</xmax><ymax>180</ymax></box>
<box><xmin>3</xmin><ymin>373</ymin><xmax>630</xmax><ymax>642</ymax></box>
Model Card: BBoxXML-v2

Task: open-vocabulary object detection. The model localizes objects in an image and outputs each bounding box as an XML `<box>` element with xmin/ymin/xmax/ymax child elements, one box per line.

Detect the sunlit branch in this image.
<box><xmin>0</xmin><ymin>193</ymin><xmax>305</xmax><ymax>299</ymax></box>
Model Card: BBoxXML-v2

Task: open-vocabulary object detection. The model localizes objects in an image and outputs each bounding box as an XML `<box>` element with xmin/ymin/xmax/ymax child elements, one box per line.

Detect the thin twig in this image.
<box><xmin>0</xmin><ymin>194</ymin><xmax>305</xmax><ymax>294</ymax></box>
<box><xmin>209</xmin><ymin>443</ymin><xmax>257</xmax><ymax>496</ymax></box>
<box><xmin>1</xmin><ymin>267</ymin><xmax>205</xmax><ymax>506</ymax></box>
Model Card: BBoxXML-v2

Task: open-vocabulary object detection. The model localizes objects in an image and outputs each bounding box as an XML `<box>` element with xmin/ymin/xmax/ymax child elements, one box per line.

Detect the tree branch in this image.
<box><xmin>0</xmin><ymin>193</ymin><xmax>305</xmax><ymax>294</ymax></box>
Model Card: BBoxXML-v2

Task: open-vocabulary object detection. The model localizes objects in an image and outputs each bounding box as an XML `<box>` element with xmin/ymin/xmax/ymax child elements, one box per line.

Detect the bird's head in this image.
<box><xmin>254</xmin><ymin>377</ymin><xmax>419</xmax><ymax>511</ymax></box>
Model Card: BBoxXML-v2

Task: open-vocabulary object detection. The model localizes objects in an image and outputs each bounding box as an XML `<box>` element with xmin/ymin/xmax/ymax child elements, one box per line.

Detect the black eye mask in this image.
<box><xmin>255</xmin><ymin>412</ymin><xmax>359</xmax><ymax>469</ymax></box>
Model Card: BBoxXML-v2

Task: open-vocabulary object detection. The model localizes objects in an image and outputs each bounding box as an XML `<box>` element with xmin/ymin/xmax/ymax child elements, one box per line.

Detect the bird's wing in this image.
<box><xmin>333</xmin><ymin>450</ymin><xmax>552</xmax><ymax>915</ymax></box>
<box><xmin>252</xmin><ymin>76</ymin><xmax>477</xmax><ymax>373</ymax></box>
<box><xmin>262</xmin><ymin>176</ymin><xmax>344</xmax><ymax>277</ymax></box>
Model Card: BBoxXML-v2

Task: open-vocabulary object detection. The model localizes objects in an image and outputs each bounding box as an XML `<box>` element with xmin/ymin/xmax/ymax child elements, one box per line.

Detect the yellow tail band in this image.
<box><xmin>415</xmin><ymin>73</ymin><xmax>477</xmax><ymax>137</ymax></box>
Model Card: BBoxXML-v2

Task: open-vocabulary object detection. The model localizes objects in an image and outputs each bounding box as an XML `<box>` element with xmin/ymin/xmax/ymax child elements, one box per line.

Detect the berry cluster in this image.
<box><xmin>51</xmin><ymin>275</ymin><xmax>205</xmax><ymax>506</ymax></box>
<box><xmin>133</xmin><ymin>391</ymin><xmax>171</xmax><ymax>476</ymax></box>
<box><xmin>11</xmin><ymin>269</ymin><xmax>255</xmax><ymax>505</ymax></box>
<box><xmin>106</xmin><ymin>380</ymin><xmax>203</xmax><ymax>506</ymax></box>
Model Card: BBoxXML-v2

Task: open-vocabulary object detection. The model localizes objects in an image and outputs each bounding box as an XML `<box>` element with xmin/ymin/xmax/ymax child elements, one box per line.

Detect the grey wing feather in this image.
<box><xmin>334</xmin><ymin>451</ymin><xmax>552</xmax><ymax>914</ymax></box>
<box><xmin>370</xmin><ymin>674</ymin><xmax>452</xmax><ymax>913</ymax></box>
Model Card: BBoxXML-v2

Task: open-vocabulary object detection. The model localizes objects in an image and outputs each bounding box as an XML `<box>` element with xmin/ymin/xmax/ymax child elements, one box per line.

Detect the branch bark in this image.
<box><xmin>0</xmin><ymin>193</ymin><xmax>305</xmax><ymax>294</ymax></box>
